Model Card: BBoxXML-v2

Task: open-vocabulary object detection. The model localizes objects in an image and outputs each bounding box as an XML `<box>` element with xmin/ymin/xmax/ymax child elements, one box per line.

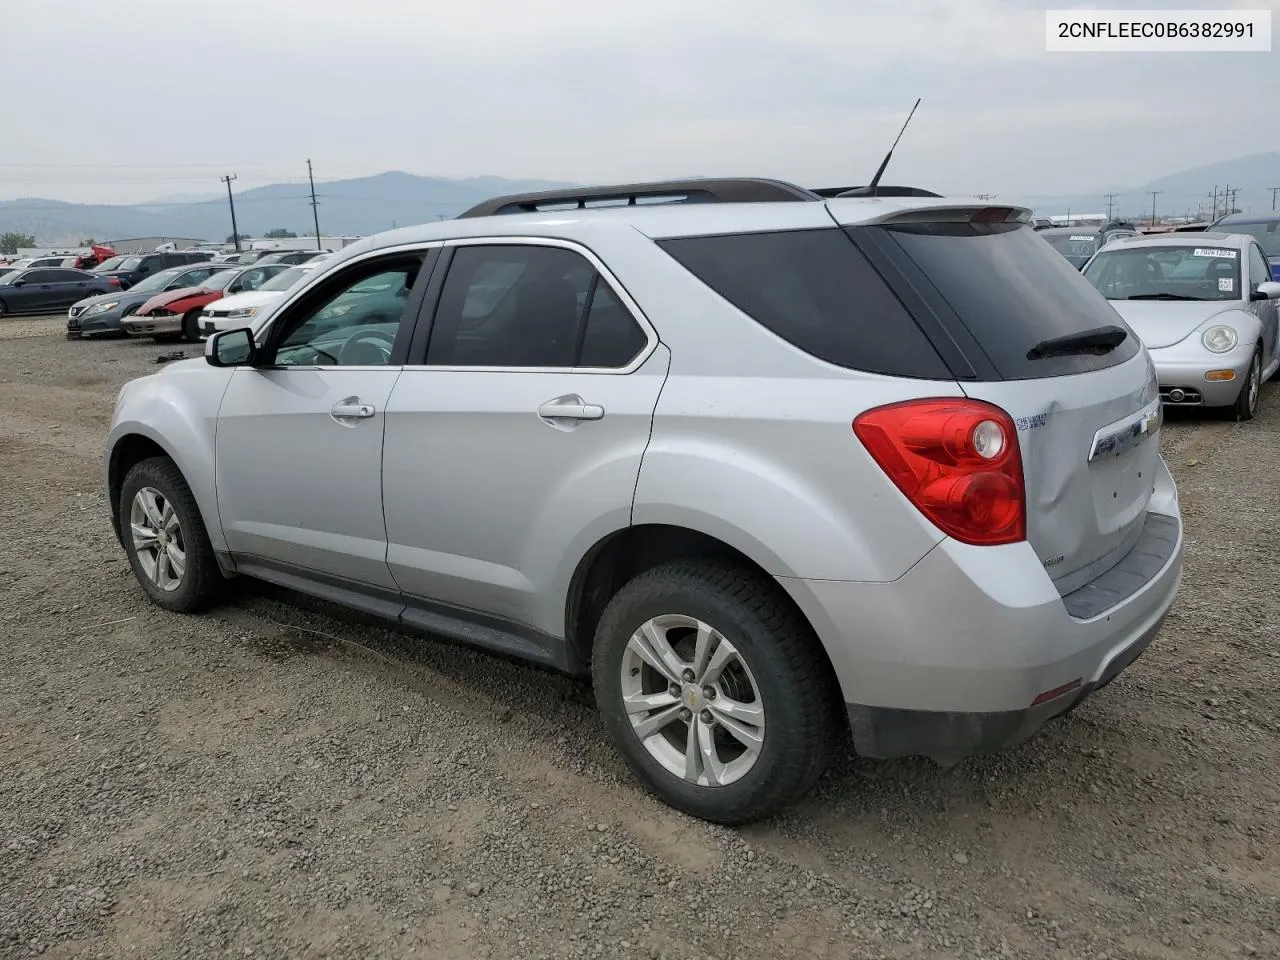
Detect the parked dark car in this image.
<box><xmin>96</xmin><ymin>251</ymin><xmax>214</xmax><ymax>289</ymax></box>
<box><xmin>1210</xmin><ymin>212</ymin><xmax>1280</xmax><ymax>281</ymax></box>
<box><xmin>0</xmin><ymin>267</ymin><xmax>120</xmax><ymax>317</ymax></box>
<box><xmin>1038</xmin><ymin>222</ymin><xmax>1143</xmax><ymax>269</ymax></box>
<box><xmin>66</xmin><ymin>262</ymin><xmax>238</xmax><ymax>338</ymax></box>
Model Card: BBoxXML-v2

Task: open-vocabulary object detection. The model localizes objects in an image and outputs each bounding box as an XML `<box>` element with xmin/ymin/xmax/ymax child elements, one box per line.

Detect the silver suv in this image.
<box><xmin>105</xmin><ymin>178</ymin><xmax>1184</xmax><ymax>824</ymax></box>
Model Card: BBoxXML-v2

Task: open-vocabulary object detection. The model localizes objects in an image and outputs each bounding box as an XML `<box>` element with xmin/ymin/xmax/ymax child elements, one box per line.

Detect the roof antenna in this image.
<box><xmin>838</xmin><ymin>98</ymin><xmax>921</xmax><ymax>199</ymax></box>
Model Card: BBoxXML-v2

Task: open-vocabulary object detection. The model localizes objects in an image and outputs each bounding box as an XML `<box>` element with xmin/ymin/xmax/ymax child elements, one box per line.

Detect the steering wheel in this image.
<box><xmin>338</xmin><ymin>327</ymin><xmax>397</xmax><ymax>365</ymax></box>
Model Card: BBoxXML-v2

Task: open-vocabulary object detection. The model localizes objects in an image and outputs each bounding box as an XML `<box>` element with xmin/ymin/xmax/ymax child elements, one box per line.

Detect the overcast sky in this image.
<box><xmin>1</xmin><ymin>0</ymin><xmax>1277</xmax><ymax>205</ymax></box>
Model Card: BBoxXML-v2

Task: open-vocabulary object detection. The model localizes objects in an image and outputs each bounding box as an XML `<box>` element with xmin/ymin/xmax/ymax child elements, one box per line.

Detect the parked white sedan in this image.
<box><xmin>197</xmin><ymin>263</ymin><xmax>319</xmax><ymax>337</ymax></box>
<box><xmin>1083</xmin><ymin>232</ymin><xmax>1280</xmax><ymax>420</ymax></box>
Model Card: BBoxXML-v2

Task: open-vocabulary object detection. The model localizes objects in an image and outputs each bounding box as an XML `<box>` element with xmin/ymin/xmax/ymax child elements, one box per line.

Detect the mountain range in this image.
<box><xmin>3</xmin><ymin>153</ymin><xmax>1279</xmax><ymax>246</ymax></box>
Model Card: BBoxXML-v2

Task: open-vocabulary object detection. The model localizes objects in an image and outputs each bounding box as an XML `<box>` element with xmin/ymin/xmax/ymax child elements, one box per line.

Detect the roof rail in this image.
<box><xmin>456</xmin><ymin>177</ymin><xmax>821</xmax><ymax>219</ymax></box>
<box><xmin>811</xmin><ymin>185</ymin><xmax>943</xmax><ymax>198</ymax></box>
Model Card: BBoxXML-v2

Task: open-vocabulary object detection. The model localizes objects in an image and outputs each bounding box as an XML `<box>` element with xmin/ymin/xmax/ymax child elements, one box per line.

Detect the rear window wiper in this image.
<box><xmin>1123</xmin><ymin>293</ymin><xmax>1209</xmax><ymax>301</ymax></box>
<box><xmin>1026</xmin><ymin>324</ymin><xmax>1127</xmax><ymax>361</ymax></box>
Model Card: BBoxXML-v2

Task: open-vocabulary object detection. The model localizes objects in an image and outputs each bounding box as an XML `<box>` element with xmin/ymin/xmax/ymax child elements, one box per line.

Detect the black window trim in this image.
<box><xmin>403</xmin><ymin>236</ymin><xmax>659</xmax><ymax>374</ymax></box>
<box><xmin>1248</xmin><ymin>242</ymin><xmax>1270</xmax><ymax>291</ymax></box>
<box><xmin>252</xmin><ymin>244</ymin><xmax>442</xmax><ymax>370</ymax></box>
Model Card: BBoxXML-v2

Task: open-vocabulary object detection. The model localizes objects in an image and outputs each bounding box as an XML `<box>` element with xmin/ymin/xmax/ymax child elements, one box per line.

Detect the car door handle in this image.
<box><xmin>331</xmin><ymin>397</ymin><xmax>376</xmax><ymax>420</ymax></box>
<box><xmin>538</xmin><ymin>395</ymin><xmax>604</xmax><ymax>421</ymax></box>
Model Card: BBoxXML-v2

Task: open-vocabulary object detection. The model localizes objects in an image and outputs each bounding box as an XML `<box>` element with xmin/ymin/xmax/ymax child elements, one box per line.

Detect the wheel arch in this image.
<box><xmin>563</xmin><ymin>522</ymin><xmax>838</xmax><ymax>688</ymax></box>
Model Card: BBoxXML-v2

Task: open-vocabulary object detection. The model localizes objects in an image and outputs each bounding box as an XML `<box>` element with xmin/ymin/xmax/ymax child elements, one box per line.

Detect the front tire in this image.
<box><xmin>181</xmin><ymin>309</ymin><xmax>202</xmax><ymax>342</ymax></box>
<box><xmin>1231</xmin><ymin>348</ymin><xmax>1261</xmax><ymax>421</ymax></box>
<box><xmin>591</xmin><ymin>559</ymin><xmax>842</xmax><ymax>824</ymax></box>
<box><xmin>119</xmin><ymin>457</ymin><xmax>222</xmax><ymax>613</ymax></box>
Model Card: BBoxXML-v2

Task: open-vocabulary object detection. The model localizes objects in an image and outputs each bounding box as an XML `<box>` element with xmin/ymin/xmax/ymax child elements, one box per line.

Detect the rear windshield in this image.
<box><xmin>871</xmin><ymin>222</ymin><xmax>1139</xmax><ymax>379</ymax></box>
<box><xmin>1219</xmin><ymin>220</ymin><xmax>1280</xmax><ymax>257</ymax></box>
<box><xmin>1043</xmin><ymin>233</ymin><xmax>1099</xmax><ymax>258</ymax></box>
<box><xmin>657</xmin><ymin>229</ymin><xmax>950</xmax><ymax>379</ymax></box>
<box><xmin>659</xmin><ymin>223</ymin><xmax>1138</xmax><ymax>382</ymax></box>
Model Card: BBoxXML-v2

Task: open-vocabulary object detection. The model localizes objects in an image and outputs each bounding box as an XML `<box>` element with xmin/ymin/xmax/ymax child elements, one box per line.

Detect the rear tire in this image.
<box><xmin>0</xmin><ymin>298</ymin><xmax>7</xmax><ymax>318</ymax></box>
<box><xmin>591</xmin><ymin>558</ymin><xmax>843</xmax><ymax>824</ymax></box>
<box><xmin>119</xmin><ymin>456</ymin><xmax>223</xmax><ymax>613</ymax></box>
<box><xmin>1231</xmin><ymin>348</ymin><xmax>1261</xmax><ymax>421</ymax></box>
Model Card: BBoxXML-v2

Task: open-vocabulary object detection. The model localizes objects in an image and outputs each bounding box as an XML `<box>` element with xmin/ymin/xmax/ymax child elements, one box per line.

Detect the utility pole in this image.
<box><xmin>306</xmin><ymin>159</ymin><xmax>322</xmax><ymax>250</ymax></box>
<box><xmin>1222</xmin><ymin>183</ymin><xmax>1230</xmax><ymax>218</ymax></box>
<box><xmin>1104</xmin><ymin>194</ymin><xmax>1118</xmax><ymax>220</ymax></box>
<box><xmin>1270</xmin><ymin>186</ymin><xmax>1280</xmax><ymax>211</ymax></box>
<box><xmin>1147</xmin><ymin>190</ymin><xmax>1161</xmax><ymax>227</ymax></box>
<box><xmin>221</xmin><ymin>174</ymin><xmax>240</xmax><ymax>252</ymax></box>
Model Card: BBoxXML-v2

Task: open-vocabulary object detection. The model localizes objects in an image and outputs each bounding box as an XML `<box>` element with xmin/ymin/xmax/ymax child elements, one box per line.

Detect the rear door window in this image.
<box><xmin>657</xmin><ymin>229</ymin><xmax>950</xmax><ymax>379</ymax></box>
<box><xmin>863</xmin><ymin>221</ymin><xmax>1140</xmax><ymax>380</ymax></box>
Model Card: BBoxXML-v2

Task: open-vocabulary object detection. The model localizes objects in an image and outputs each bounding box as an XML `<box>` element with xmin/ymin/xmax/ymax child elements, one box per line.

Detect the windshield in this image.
<box><xmin>0</xmin><ymin>270</ymin><xmax>20</xmax><ymax>285</ymax></box>
<box><xmin>1083</xmin><ymin>245</ymin><xmax>1242</xmax><ymax>302</ymax></box>
<box><xmin>93</xmin><ymin>256</ymin><xmax>129</xmax><ymax>272</ymax></box>
<box><xmin>129</xmin><ymin>267</ymin><xmax>185</xmax><ymax>293</ymax></box>
<box><xmin>1043</xmin><ymin>233</ymin><xmax>1099</xmax><ymax>258</ymax></box>
<box><xmin>118</xmin><ymin>257</ymin><xmax>143</xmax><ymax>271</ymax></box>
<box><xmin>201</xmin><ymin>269</ymin><xmax>240</xmax><ymax>291</ymax></box>
<box><xmin>1220</xmin><ymin>221</ymin><xmax>1280</xmax><ymax>257</ymax></box>
<box><xmin>259</xmin><ymin>266</ymin><xmax>311</xmax><ymax>291</ymax></box>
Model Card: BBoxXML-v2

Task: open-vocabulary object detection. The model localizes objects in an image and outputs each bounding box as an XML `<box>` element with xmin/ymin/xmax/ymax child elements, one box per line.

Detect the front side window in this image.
<box><xmin>131</xmin><ymin>267</ymin><xmax>185</xmax><ymax>293</ymax></box>
<box><xmin>1084</xmin><ymin>245</ymin><xmax>1242</xmax><ymax>302</ymax></box>
<box><xmin>424</xmin><ymin>244</ymin><xmax>646</xmax><ymax>368</ymax></box>
<box><xmin>272</xmin><ymin>259</ymin><xmax>422</xmax><ymax>367</ymax></box>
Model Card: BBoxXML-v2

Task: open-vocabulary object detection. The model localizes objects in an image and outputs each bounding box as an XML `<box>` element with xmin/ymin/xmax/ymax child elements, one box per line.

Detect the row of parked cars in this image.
<box><xmin>1037</xmin><ymin>212</ymin><xmax>1280</xmax><ymax>420</ymax></box>
<box><xmin>0</xmin><ymin>246</ymin><xmax>331</xmax><ymax>341</ymax></box>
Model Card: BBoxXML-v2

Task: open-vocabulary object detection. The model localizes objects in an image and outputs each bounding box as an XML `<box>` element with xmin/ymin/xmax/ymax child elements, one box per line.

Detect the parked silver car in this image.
<box><xmin>105</xmin><ymin>178</ymin><xmax>1183</xmax><ymax>823</ymax></box>
<box><xmin>1082</xmin><ymin>232</ymin><xmax>1280</xmax><ymax>419</ymax></box>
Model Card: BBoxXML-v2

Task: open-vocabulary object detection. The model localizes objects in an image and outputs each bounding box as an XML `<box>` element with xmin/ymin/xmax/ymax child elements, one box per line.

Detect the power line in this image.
<box><xmin>307</xmin><ymin>159</ymin><xmax>322</xmax><ymax>250</ymax></box>
<box><xmin>221</xmin><ymin>174</ymin><xmax>241</xmax><ymax>253</ymax></box>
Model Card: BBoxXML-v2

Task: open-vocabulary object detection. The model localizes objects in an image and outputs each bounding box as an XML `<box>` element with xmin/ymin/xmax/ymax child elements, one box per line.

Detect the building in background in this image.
<box><xmin>102</xmin><ymin>236</ymin><xmax>210</xmax><ymax>254</ymax></box>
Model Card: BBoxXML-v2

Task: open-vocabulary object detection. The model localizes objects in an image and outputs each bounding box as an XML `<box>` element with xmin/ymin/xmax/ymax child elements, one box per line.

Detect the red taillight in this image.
<box><xmin>853</xmin><ymin>398</ymin><xmax>1026</xmax><ymax>546</ymax></box>
<box><xmin>108</xmin><ymin>278</ymin><xmax>121</xmax><ymax>287</ymax></box>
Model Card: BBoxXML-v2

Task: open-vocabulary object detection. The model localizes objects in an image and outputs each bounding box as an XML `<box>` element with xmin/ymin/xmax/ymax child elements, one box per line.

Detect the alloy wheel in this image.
<box><xmin>620</xmin><ymin>614</ymin><xmax>765</xmax><ymax>787</ymax></box>
<box><xmin>129</xmin><ymin>486</ymin><xmax>186</xmax><ymax>592</ymax></box>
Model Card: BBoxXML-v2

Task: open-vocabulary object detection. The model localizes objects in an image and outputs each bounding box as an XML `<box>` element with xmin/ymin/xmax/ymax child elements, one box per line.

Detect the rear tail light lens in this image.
<box><xmin>853</xmin><ymin>398</ymin><xmax>1026</xmax><ymax>546</ymax></box>
<box><xmin>108</xmin><ymin>278</ymin><xmax>120</xmax><ymax>287</ymax></box>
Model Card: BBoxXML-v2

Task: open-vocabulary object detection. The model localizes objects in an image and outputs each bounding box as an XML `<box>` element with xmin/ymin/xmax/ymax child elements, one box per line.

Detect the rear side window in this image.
<box><xmin>657</xmin><ymin>229</ymin><xmax>950</xmax><ymax>379</ymax></box>
<box><xmin>424</xmin><ymin>244</ymin><xmax>648</xmax><ymax>369</ymax></box>
<box><xmin>873</xmin><ymin>222</ymin><xmax>1140</xmax><ymax>380</ymax></box>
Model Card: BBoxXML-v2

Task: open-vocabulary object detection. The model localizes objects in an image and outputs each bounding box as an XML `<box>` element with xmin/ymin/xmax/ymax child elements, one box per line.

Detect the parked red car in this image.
<box><xmin>122</xmin><ymin>263</ymin><xmax>288</xmax><ymax>340</ymax></box>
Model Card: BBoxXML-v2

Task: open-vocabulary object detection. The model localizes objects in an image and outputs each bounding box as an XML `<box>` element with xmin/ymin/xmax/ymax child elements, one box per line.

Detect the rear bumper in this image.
<box><xmin>780</xmin><ymin>461</ymin><xmax>1183</xmax><ymax>763</ymax></box>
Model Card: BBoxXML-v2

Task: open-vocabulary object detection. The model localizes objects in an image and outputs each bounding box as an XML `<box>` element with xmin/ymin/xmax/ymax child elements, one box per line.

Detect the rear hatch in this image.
<box><xmin>829</xmin><ymin>202</ymin><xmax>1160</xmax><ymax>594</ymax></box>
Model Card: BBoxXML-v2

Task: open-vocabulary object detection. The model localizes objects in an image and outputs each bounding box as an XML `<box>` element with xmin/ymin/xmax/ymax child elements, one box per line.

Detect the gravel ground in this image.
<box><xmin>1</xmin><ymin>316</ymin><xmax>1278</xmax><ymax>960</ymax></box>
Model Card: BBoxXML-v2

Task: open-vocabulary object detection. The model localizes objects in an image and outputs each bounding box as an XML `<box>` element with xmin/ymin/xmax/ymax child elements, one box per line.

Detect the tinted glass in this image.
<box><xmin>658</xmin><ymin>228</ymin><xmax>949</xmax><ymax>378</ymax></box>
<box><xmin>425</xmin><ymin>245</ymin><xmax>594</xmax><ymax>368</ymax></box>
<box><xmin>579</xmin><ymin>281</ymin><xmax>647</xmax><ymax>367</ymax></box>
<box><xmin>48</xmin><ymin>269</ymin><xmax>90</xmax><ymax>282</ymax></box>
<box><xmin>1217</xmin><ymin>220</ymin><xmax>1280</xmax><ymax>257</ymax></box>
<box><xmin>1083</xmin><ymin>245</ymin><xmax>1242</xmax><ymax>302</ymax></box>
<box><xmin>23</xmin><ymin>269</ymin><xmax>61</xmax><ymax>282</ymax></box>
<box><xmin>877</xmin><ymin>221</ymin><xmax>1139</xmax><ymax>379</ymax></box>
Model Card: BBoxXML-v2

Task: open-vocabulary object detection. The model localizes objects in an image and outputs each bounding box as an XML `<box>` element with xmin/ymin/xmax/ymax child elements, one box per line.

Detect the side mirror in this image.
<box><xmin>205</xmin><ymin>327</ymin><xmax>256</xmax><ymax>367</ymax></box>
<box><xmin>11</xmin><ymin>280</ymin><xmax>24</xmax><ymax>287</ymax></box>
<box><xmin>1252</xmin><ymin>281</ymin><xmax>1280</xmax><ymax>301</ymax></box>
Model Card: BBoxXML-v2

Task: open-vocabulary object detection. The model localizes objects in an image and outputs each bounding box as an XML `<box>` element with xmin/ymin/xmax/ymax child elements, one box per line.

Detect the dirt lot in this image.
<box><xmin>1</xmin><ymin>315</ymin><xmax>1277</xmax><ymax>960</ymax></box>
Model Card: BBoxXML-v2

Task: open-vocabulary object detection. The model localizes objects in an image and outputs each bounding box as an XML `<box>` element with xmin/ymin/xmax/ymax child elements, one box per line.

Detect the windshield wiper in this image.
<box><xmin>1123</xmin><ymin>293</ymin><xmax>1209</xmax><ymax>301</ymax></box>
<box><xmin>1026</xmin><ymin>324</ymin><xmax>1127</xmax><ymax>361</ymax></box>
